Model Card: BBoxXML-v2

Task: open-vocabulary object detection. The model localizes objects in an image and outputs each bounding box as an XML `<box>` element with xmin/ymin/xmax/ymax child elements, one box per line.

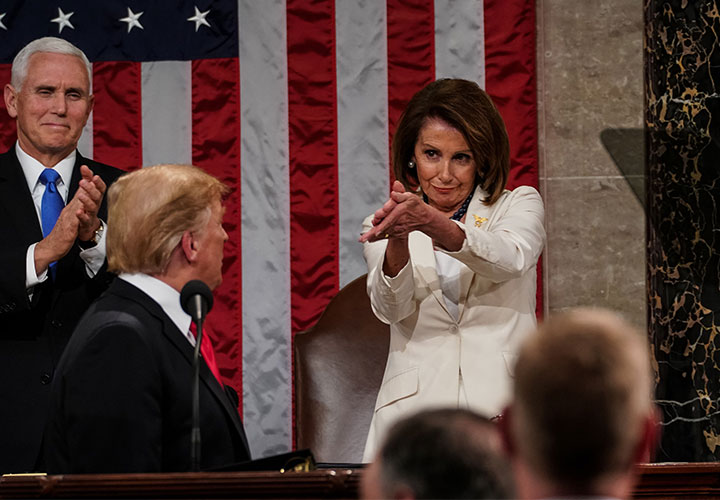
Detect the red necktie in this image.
<box><xmin>190</xmin><ymin>322</ymin><xmax>223</xmax><ymax>385</ymax></box>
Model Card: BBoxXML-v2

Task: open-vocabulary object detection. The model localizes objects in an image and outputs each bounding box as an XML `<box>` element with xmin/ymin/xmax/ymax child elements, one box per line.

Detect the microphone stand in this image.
<box><xmin>191</xmin><ymin>318</ymin><xmax>204</xmax><ymax>472</ymax></box>
<box><xmin>181</xmin><ymin>280</ymin><xmax>213</xmax><ymax>472</ymax></box>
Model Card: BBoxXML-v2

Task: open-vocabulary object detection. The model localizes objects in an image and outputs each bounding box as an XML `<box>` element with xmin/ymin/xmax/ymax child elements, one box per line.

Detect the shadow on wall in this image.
<box><xmin>600</xmin><ymin>127</ymin><xmax>645</xmax><ymax>209</ymax></box>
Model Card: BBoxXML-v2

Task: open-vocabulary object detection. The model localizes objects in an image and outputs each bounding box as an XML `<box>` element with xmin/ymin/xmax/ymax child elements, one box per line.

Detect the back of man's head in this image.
<box><xmin>107</xmin><ymin>163</ymin><xmax>228</xmax><ymax>275</ymax></box>
<box><xmin>362</xmin><ymin>408</ymin><xmax>513</xmax><ymax>499</ymax></box>
<box><xmin>508</xmin><ymin>308</ymin><xmax>656</xmax><ymax>497</ymax></box>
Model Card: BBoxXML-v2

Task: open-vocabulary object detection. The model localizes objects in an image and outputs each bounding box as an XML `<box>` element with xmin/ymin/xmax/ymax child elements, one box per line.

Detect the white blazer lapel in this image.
<box><xmin>457</xmin><ymin>185</ymin><xmax>495</xmax><ymax>319</ymax></box>
<box><xmin>409</xmin><ymin>230</ymin><xmax>449</xmax><ymax>313</ymax></box>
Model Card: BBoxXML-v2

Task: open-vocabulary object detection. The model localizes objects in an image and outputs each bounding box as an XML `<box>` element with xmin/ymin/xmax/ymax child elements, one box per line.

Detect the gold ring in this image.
<box><xmin>384</xmin><ymin>233</ymin><xmax>390</xmax><ymax>239</ymax></box>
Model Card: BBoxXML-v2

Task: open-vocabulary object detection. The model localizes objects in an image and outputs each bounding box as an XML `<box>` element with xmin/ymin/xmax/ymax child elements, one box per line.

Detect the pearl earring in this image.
<box><xmin>408</xmin><ymin>160</ymin><xmax>415</xmax><ymax>169</ymax></box>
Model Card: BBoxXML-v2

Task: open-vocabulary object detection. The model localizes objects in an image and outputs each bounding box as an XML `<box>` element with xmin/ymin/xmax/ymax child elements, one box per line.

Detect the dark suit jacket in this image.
<box><xmin>0</xmin><ymin>147</ymin><xmax>124</xmax><ymax>473</ymax></box>
<box><xmin>44</xmin><ymin>278</ymin><xmax>251</xmax><ymax>473</ymax></box>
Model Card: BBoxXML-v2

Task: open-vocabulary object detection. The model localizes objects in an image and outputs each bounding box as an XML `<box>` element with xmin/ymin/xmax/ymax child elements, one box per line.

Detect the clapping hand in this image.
<box><xmin>359</xmin><ymin>181</ymin><xmax>429</xmax><ymax>243</ymax></box>
<box><xmin>74</xmin><ymin>165</ymin><xmax>107</xmax><ymax>242</ymax></box>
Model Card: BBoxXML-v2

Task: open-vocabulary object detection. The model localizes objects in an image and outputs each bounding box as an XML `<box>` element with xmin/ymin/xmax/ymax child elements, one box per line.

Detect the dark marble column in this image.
<box><xmin>645</xmin><ymin>0</ymin><xmax>720</xmax><ymax>461</ymax></box>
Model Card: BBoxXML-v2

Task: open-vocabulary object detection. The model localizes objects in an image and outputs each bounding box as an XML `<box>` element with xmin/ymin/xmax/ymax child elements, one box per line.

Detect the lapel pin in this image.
<box><xmin>473</xmin><ymin>215</ymin><xmax>488</xmax><ymax>228</ymax></box>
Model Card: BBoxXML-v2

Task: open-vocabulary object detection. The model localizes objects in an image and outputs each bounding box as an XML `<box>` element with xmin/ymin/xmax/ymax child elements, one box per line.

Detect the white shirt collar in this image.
<box><xmin>119</xmin><ymin>272</ymin><xmax>195</xmax><ymax>346</ymax></box>
<box><xmin>16</xmin><ymin>141</ymin><xmax>77</xmax><ymax>201</ymax></box>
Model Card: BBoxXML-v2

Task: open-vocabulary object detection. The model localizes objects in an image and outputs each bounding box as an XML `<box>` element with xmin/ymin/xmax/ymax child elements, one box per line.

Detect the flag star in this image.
<box><xmin>120</xmin><ymin>7</ymin><xmax>144</xmax><ymax>33</ymax></box>
<box><xmin>0</xmin><ymin>13</ymin><xmax>7</xmax><ymax>31</ymax></box>
<box><xmin>51</xmin><ymin>7</ymin><xmax>74</xmax><ymax>33</ymax></box>
<box><xmin>187</xmin><ymin>6</ymin><xmax>210</xmax><ymax>32</ymax></box>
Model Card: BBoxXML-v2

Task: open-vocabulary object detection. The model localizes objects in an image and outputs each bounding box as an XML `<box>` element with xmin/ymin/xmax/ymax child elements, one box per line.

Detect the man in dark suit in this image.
<box><xmin>45</xmin><ymin>163</ymin><xmax>251</xmax><ymax>473</ymax></box>
<box><xmin>0</xmin><ymin>37</ymin><xmax>124</xmax><ymax>474</ymax></box>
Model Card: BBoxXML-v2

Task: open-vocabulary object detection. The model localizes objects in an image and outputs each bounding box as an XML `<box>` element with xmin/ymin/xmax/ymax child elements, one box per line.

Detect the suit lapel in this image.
<box><xmin>68</xmin><ymin>151</ymin><xmax>89</xmax><ymax>201</ymax></box>
<box><xmin>68</xmin><ymin>154</ymin><xmax>82</xmax><ymax>200</ymax></box>
<box><xmin>0</xmin><ymin>149</ymin><xmax>96</xmax><ymax>242</ymax></box>
<box><xmin>113</xmin><ymin>280</ymin><xmax>248</xmax><ymax>446</ymax></box>
<box><xmin>456</xmin><ymin>186</ymin><xmax>495</xmax><ymax>320</ymax></box>
<box><xmin>410</xmin><ymin>227</ymin><xmax>450</xmax><ymax>315</ymax></box>
<box><xmin>0</xmin><ymin>149</ymin><xmax>43</xmax><ymax>244</ymax></box>
<box><xmin>190</xmin><ymin>328</ymin><xmax>249</xmax><ymax>447</ymax></box>
<box><xmin>155</xmin><ymin>305</ymin><xmax>248</xmax><ymax>443</ymax></box>
<box><xmin>411</xmin><ymin>185</ymin><xmax>496</xmax><ymax>321</ymax></box>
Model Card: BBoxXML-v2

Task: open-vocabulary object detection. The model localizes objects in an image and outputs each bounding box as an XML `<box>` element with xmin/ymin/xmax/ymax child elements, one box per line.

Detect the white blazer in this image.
<box><xmin>361</xmin><ymin>185</ymin><xmax>545</xmax><ymax>461</ymax></box>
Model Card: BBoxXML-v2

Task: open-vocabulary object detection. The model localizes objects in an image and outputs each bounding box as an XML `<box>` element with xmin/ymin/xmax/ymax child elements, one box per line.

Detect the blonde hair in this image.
<box><xmin>107</xmin><ymin>164</ymin><xmax>229</xmax><ymax>274</ymax></box>
<box><xmin>512</xmin><ymin>308</ymin><xmax>653</xmax><ymax>488</ymax></box>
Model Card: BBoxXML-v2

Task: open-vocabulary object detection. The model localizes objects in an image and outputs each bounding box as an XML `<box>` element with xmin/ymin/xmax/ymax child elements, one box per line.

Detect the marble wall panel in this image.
<box><xmin>545</xmin><ymin>176</ymin><xmax>646</xmax><ymax>328</ymax></box>
<box><xmin>645</xmin><ymin>0</ymin><xmax>720</xmax><ymax>462</ymax></box>
<box><xmin>538</xmin><ymin>0</ymin><xmax>646</xmax><ymax>329</ymax></box>
<box><xmin>539</xmin><ymin>0</ymin><xmax>644</xmax><ymax>178</ymax></box>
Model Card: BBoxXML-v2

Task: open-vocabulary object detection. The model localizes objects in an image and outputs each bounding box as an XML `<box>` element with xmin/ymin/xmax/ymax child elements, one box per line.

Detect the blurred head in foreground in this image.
<box><xmin>361</xmin><ymin>408</ymin><xmax>513</xmax><ymax>499</ymax></box>
<box><xmin>502</xmin><ymin>308</ymin><xmax>659</xmax><ymax>499</ymax></box>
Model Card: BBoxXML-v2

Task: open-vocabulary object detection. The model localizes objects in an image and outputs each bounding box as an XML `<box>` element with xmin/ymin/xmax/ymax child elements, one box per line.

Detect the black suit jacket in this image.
<box><xmin>44</xmin><ymin>278</ymin><xmax>251</xmax><ymax>473</ymax></box>
<box><xmin>0</xmin><ymin>147</ymin><xmax>124</xmax><ymax>473</ymax></box>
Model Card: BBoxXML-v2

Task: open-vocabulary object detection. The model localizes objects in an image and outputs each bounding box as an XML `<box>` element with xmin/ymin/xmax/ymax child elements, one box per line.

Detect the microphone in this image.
<box><xmin>180</xmin><ymin>280</ymin><xmax>214</xmax><ymax>472</ymax></box>
<box><xmin>180</xmin><ymin>280</ymin><xmax>214</xmax><ymax>324</ymax></box>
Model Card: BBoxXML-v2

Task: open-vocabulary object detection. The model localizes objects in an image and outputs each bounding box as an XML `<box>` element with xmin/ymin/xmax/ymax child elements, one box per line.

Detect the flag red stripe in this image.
<box><xmin>386</xmin><ymin>0</ymin><xmax>435</xmax><ymax>184</ymax></box>
<box><xmin>287</xmin><ymin>0</ymin><xmax>339</xmax><ymax>446</ymax></box>
<box><xmin>286</xmin><ymin>0</ymin><xmax>340</xmax><ymax>336</ymax></box>
<box><xmin>0</xmin><ymin>65</ymin><xmax>16</xmax><ymax>150</ymax></box>
<box><xmin>92</xmin><ymin>61</ymin><xmax>142</xmax><ymax>170</ymax></box>
<box><xmin>483</xmin><ymin>0</ymin><xmax>542</xmax><ymax>317</ymax></box>
<box><xmin>483</xmin><ymin>0</ymin><xmax>538</xmax><ymax>190</ymax></box>
<box><xmin>191</xmin><ymin>57</ymin><xmax>244</xmax><ymax>402</ymax></box>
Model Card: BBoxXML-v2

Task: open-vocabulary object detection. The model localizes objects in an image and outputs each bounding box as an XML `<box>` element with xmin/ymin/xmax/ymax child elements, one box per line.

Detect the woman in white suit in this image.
<box><xmin>359</xmin><ymin>79</ymin><xmax>545</xmax><ymax>461</ymax></box>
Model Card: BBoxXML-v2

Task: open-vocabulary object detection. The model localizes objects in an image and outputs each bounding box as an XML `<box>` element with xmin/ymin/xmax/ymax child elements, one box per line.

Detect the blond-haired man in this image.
<box><xmin>501</xmin><ymin>308</ymin><xmax>659</xmax><ymax>499</ymax></box>
<box><xmin>44</xmin><ymin>164</ymin><xmax>250</xmax><ymax>473</ymax></box>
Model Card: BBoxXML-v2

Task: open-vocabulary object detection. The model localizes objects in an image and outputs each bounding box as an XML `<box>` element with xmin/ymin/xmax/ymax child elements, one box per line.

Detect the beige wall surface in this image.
<box><xmin>537</xmin><ymin>0</ymin><xmax>646</xmax><ymax>329</ymax></box>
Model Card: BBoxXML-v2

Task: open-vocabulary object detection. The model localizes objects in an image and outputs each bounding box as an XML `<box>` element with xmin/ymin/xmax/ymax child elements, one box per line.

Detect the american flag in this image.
<box><xmin>0</xmin><ymin>0</ymin><xmax>538</xmax><ymax>458</ymax></box>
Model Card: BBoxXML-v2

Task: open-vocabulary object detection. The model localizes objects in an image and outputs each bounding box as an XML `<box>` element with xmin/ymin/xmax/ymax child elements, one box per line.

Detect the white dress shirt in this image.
<box><xmin>17</xmin><ymin>142</ymin><xmax>108</xmax><ymax>289</ymax></box>
<box><xmin>119</xmin><ymin>273</ymin><xmax>197</xmax><ymax>347</ymax></box>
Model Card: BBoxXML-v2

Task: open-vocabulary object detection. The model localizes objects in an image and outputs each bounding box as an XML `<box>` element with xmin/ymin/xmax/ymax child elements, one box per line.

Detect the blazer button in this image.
<box><xmin>51</xmin><ymin>320</ymin><xmax>63</xmax><ymax>328</ymax></box>
<box><xmin>449</xmin><ymin>324</ymin><xmax>459</xmax><ymax>334</ymax></box>
<box><xmin>40</xmin><ymin>373</ymin><xmax>52</xmax><ymax>385</ymax></box>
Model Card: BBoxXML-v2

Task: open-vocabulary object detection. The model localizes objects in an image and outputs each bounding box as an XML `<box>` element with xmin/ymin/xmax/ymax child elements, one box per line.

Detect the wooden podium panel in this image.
<box><xmin>3</xmin><ymin>463</ymin><xmax>720</xmax><ymax>499</ymax></box>
<box><xmin>634</xmin><ymin>463</ymin><xmax>720</xmax><ymax>498</ymax></box>
<box><xmin>0</xmin><ymin>469</ymin><xmax>360</xmax><ymax>499</ymax></box>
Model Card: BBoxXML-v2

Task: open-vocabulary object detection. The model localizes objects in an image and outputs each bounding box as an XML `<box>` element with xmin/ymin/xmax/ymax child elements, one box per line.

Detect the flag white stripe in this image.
<box><xmin>78</xmin><ymin>114</ymin><xmax>93</xmax><ymax>159</ymax></box>
<box><xmin>434</xmin><ymin>0</ymin><xmax>485</xmax><ymax>86</ymax></box>
<box><xmin>238</xmin><ymin>0</ymin><xmax>292</xmax><ymax>457</ymax></box>
<box><xmin>336</xmin><ymin>0</ymin><xmax>390</xmax><ymax>288</ymax></box>
<box><xmin>238</xmin><ymin>0</ymin><xmax>490</xmax><ymax>458</ymax></box>
<box><xmin>141</xmin><ymin>61</ymin><xmax>192</xmax><ymax>166</ymax></box>
<box><xmin>78</xmin><ymin>76</ymin><xmax>93</xmax><ymax>159</ymax></box>
<box><xmin>477</xmin><ymin>0</ymin><xmax>485</xmax><ymax>88</ymax></box>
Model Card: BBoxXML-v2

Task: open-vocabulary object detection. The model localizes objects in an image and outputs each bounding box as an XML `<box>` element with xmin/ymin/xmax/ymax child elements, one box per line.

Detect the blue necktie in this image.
<box><xmin>39</xmin><ymin>169</ymin><xmax>65</xmax><ymax>278</ymax></box>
